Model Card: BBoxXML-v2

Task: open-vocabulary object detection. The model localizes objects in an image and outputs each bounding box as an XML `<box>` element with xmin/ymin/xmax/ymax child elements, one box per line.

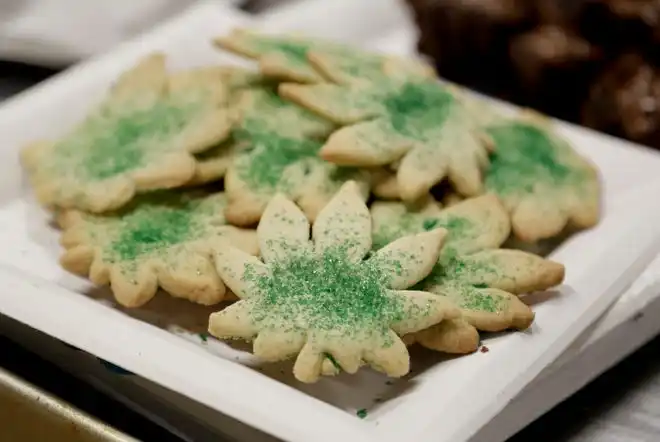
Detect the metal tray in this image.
<box><xmin>0</xmin><ymin>366</ymin><xmax>136</xmax><ymax>442</ymax></box>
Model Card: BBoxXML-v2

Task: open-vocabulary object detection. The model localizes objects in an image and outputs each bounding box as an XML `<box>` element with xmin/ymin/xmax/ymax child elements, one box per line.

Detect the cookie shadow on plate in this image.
<box><xmin>404</xmin><ymin>344</ymin><xmax>478</xmax><ymax>380</ymax></box>
<box><xmin>82</xmin><ymin>285</ymin><xmax>219</xmax><ymax>335</ymax></box>
<box><xmin>503</xmin><ymin>228</ymin><xmax>578</xmax><ymax>257</ymax></box>
<box><xmin>245</xmin><ymin>356</ymin><xmax>420</xmax><ymax>412</ymax></box>
<box><xmin>521</xmin><ymin>288</ymin><xmax>563</xmax><ymax>306</ymax></box>
<box><xmin>23</xmin><ymin>192</ymin><xmax>62</xmax><ymax>255</ymax></box>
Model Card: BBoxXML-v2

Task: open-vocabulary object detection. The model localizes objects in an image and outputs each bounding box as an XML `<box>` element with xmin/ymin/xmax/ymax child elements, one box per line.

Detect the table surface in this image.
<box><xmin>3</xmin><ymin>61</ymin><xmax>660</xmax><ymax>442</ymax></box>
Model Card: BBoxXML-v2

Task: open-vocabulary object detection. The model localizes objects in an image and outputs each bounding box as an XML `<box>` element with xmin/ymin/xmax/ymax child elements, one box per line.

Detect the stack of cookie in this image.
<box><xmin>20</xmin><ymin>29</ymin><xmax>601</xmax><ymax>383</ymax></box>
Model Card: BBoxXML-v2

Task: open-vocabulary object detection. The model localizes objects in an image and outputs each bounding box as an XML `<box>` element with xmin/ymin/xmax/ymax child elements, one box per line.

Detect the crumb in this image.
<box><xmin>385</xmin><ymin>380</ymin><xmax>393</xmax><ymax>385</ymax></box>
<box><xmin>357</xmin><ymin>408</ymin><xmax>368</xmax><ymax>419</ymax></box>
<box><xmin>374</xmin><ymin>397</ymin><xmax>383</xmax><ymax>403</ymax></box>
<box><xmin>198</xmin><ymin>333</ymin><xmax>208</xmax><ymax>342</ymax></box>
<box><xmin>480</xmin><ymin>345</ymin><xmax>490</xmax><ymax>353</ymax></box>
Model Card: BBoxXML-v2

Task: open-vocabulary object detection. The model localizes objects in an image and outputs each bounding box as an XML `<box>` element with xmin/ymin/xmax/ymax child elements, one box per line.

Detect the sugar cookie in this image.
<box><xmin>214</xmin><ymin>29</ymin><xmax>329</xmax><ymax>83</ymax></box>
<box><xmin>58</xmin><ymin>191</ymin><xmax>257</xmax><ymax>308</ymax></box>
<box><xmin>21</xmin><ymin>55</ymin><xmax>232</xmax><ymax>212</ymax></box>
<box><xmin>222</xmin><ymin>87</ymin><xmax>367</xmax><ymax>226</ymax></box>
<box><xmin>482</xmin><ymin>112</ymin><xmax>601</xmax><ymax>242</ymax></box>
<box><xmin>209</xmin><ymin>181</ymin><xmax>459</xmax><ymax>382</ymax></box>
<box><xmin>280</xmin><ymin>70</ymin><xmax>491</xmax><ymax>202</ymax></box>
<box><xmin>215</xmin><ymin>29</ymin><xmax>397</xmax><ymax>85</ymax></box>
<box><xmin>189</xmin><ymin>81</ymin><xmax>334</xmax><ymax>186</ymax></box>
<box><xmin>371</xmin><ymin>195</ymin><xmax>564</xmax><ymax>353</ymax></box>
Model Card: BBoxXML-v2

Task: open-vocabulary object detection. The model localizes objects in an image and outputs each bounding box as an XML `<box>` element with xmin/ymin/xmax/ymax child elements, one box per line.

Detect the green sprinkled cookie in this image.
<box><xmin>456</xmin><ymin>91</ymin><xmax>602</xmax><ymax>242</ymax></box>
<box><xmin>58</xmin><ymin>191</ymin><xmax>258</xmax><ymax>308</ymax></box>
<box><xmin>208</xmin><ymin>181</ymin><xmax>459</xmax><ymax>383</ymax></box>
<box><xmin>221</xmin><ymin>87</ymin><xmax>368</xmax><ymax>226</ymax></box>
<box><xmin>21</xmin><ymin>55</ymin><xmax>233</xmax><ymax>213</ymax></box>
<box><xmin>189</xmin><ymin>80</ymin><xmax>334</xmax><ymax>186</ymax></box>
<box><xmin>214</xmin><ymin>29</ymin><xmax>434</xmax><ymax>86</ymax></box>
<box><xmin>280</xmin><ymin>72</ymin><xmax>491</xmax><ymax>202</ymax></box>
<box><xmin>483</xmin><ymin>114</ymin><xmax>601</xmax><ymax>242</ymax></box>
<box><xmin>371</xmin><ymin>195</ymin><xmax>565</xmax><ymax>353</ymax></box>
<box><xmin>307</xmin><ymin>46</ymin><xmax>436</xmax><ymax>86</ymax></box>
<box><xmin>214</xmin><ymin>29</ymin><xmax>327</xmax><ymax>83</ymax></box>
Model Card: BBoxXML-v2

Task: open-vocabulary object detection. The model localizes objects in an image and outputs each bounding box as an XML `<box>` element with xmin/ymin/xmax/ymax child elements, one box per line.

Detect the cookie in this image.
<box><xmin>280</xmin><ymin>64</ymin><xmax>491</xmax><ymax>203</ymax></box>
<box><xmin>222</xmin><ymin>87</ymin><xmax>369</xmax><ymax>226</ymax></box>
<box><xmin>58</xmin><ymin>190</ymin><xmax>258</xmax><ymax>308</ymax></box>
<box><xmin>21</xmin><ymin>54</ymin><xmax>233</xmax><ymax>213</ymax></box>
<box><xmin>188</xmin><ymin>140</ymin><xmax>239</xmax><ymax>186</ymax></box>
<box><xmin>307</xmin><ymin>47</ymin><xmax>437</xmax><ymax>86</ymax></box>
<box><xmin>214</xmin><ymin>29</ymin><xmax>378</xmax><ymax>85</ymax></box>
<box><xmin>214</xmin><ymin>29</ymin><xmax>330</xmax><ymax>83</ymax></box>
<box><xmin>371</xmin><ymin>168</ymin><xmax>401</xmax><ymax>200</ymax></box>
<box><xmin>371</xmin><ymin>195</ymin><xmax>565</xmax><ymax>353</ymax></box>
<box><xmin>371</xmin><ymin>169</ymin><xmax>465</xmax><ymax>205</ymax></box>
<box><xmin>188</xmin><ymin>76</ymin><xmax>334</xmax><ymax>186</ymax></box>
<box><xmin>208</xmin><ymin>181</ymin><xmax>460</xmax><ymax>383</ymax></box>
<box><xmin>481</xmin><ymin>111</ymin><xmax>601</xmax><ymax>242</ymax></box>
<box><xmin>186</xmin><ymin>68</ymin><xmax>265</xmax><ymax>186</ymax></box>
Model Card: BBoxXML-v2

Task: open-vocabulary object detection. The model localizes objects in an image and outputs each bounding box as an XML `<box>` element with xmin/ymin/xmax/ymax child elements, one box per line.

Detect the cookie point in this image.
<box><xmin>277</xmin><ymin>83</ymin><xmax>303</xmax><ymax>100</ymax></box>
<box><xmin>269</xmin><ymin>192</ymin><xmax>292</xmax><ymax>206</ymax></box>
<box><xmin>338</xmin><ymin>180</ymin><xmax>360</xmax><ymax>195</ymax></box>
<box><xmin>420</xmin><ymin>227</ymin><xmax>449</xmax><ymax>250</ymax></box>
<box><xmin>545</xmin><ymin>260</ymin><xmax>566</xmax><ymax>287</ymax></box>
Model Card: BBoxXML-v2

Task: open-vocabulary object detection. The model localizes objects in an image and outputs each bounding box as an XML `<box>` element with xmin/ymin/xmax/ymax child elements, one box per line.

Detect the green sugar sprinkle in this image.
<box><xmin>383</xmin><ymin>81</ymin><xmax>454</xmax><ymax>139</ymax></box>
<box><xmin>236</xmin><ymin>129</ymin><xmax>360</xmax><ymax>191</ymax></box>
<box><xmin>357</xmin><ymin>409</ymin><xmax>368</xmax><ymax>419</ymax></box>
<box><xmin>421</xmin><ymin>254</ymin><xmax>504</xmax><ymax>313</ymax></box>
<box><xmin>485</xmin><ymin>123</ymin><xmax>581</xmax><ymax>195</ymax></box>
<box><xmin>324</xmin><ymin>353</ymin><xmax>341</xmax><ymax>370</ymax></box>
<box><xmin>240</xmin><ymin>88</ymin><xmax>329</xmax><ymax>135</ymax></box>
<box><xmin>57</xmin><ymin>100</ymin><xmax>196</xmax><ymax>181</ymax></box>
<box><xmin>237</xmin><ymin>130</ymin><xmax>321</xmax><ymax>188</ymax></box>
<box><xmin>422</xmin><ymin>218</ymin><xmax>440</xmax><ymax>231</ymax></box>
<box><xmin>254</xmin><ymin>39</ymin><xmax>311</xmax><ymax>65</ymax></box>
<box><xmin>373</xmin><ymin>213</ymin><xmax>473</xmax><ymax>251</ymax></box>
<box><xmin>426</xmin><ymin>253</ymin><xmax>498</xmax><ymax>287</ymax></box>
<box><xmin>245</xmin><ymin>246</ymin><xmax>417</xmax><ymax>338</ymax></box>
<box><xmin>199</xmin><ymin>333</ymin><xmax>209</xmax><ymax>342</ymax></box>
<box><xmin>106</xmin><ymin>193</ymin><xmax>206</xmax><ymax>262</ymax></box>
<box><xmin>456</xmin><ymin>287</ymin><xmax>504</xmax><ymax>313</ymax></box>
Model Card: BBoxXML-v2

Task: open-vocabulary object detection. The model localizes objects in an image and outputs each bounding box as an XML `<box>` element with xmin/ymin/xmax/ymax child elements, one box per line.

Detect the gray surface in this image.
<box><xmin>512</xmin><ymin>336</ymin><xmax>660</xmax><ymax>441</ymax></box>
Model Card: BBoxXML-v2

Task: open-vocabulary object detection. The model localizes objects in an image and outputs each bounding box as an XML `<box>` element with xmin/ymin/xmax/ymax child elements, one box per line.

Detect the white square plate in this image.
<box><xmin>2</xmin><ymin>3</ymin><xmax>660</xmax><ymax>442</ymax></box>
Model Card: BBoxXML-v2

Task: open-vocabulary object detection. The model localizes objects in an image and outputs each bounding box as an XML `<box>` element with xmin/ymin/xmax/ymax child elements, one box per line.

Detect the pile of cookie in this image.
<box><xmin>20</xmin><ymin>29</ymin><xmax>601</xmax><ymax>383</ymax></box>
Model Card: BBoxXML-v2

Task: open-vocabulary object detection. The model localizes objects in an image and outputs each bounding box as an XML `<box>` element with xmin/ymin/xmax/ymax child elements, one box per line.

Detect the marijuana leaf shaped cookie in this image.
<box><xmin>190</xmin><ymin>81</ymin><xmax>334</xmax><ymax>186</ymax></box>
<box><xmin>209</xmin><ymin>181</ymin><xmax>459</xmax><ymax>383</ymax></box>
<box><xmin>214</xmin><ymin>29</ymin><xmax>434</xmax><ymax>86</ymax></box>
<box><xmin>371</xmin><ymin>195</ymin><xmax>565</xmax><ymax>354</ymax></box>
<box><xmin>21</xmin><ymin>54</ymin><xmax>233</xmax><ymax>213</ymax></box>
<box><xmin>223</xmin><ymin>87</ymin><xmax>368</xmax><ymax>226</ymax></box>
<box><xmin>280</xmin><ymin>72</ymin><xmax>491</xmax><ymax>202</ymax></box>
<box><xmin>482</xmin><ymin>114</ymin><xmax>601</xmax><ymax>242</ymax></box>
<box><xmin>58</xmin><ymin>191</ymin><xmax>258</xmax><ymax>308</ymax></box>
<box><xmin>215</xmin><ymin>29</ymin><xmax>329</xmax><ymax>83</ymax></box>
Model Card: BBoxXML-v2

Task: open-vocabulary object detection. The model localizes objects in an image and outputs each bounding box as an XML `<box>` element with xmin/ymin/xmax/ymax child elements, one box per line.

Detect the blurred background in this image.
<box><xmin>3</xmin><ymin>0</ymin><xmax>660</xmax><ymax>148</ymax></box>
<box><xmin>3</xmin><ymin>1</ymin><xmax>660</xmax><ymax>441</ymax></box>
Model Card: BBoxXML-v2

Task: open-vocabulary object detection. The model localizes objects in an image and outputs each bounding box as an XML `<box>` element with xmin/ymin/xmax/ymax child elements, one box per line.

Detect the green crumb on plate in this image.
<box><xmin>198</xmin><ymin>333</ymin><xmax>208</xmax><ymax>342</ymax></box>
<box><xmin>324</xmin><ymin>353</ymin><xmax>342</xmax><ymax>370</ymax></box>
<box><xmin>357</xmin><ymin>408</ymin><xmax>368</xmax><ymax>419</ymax></box>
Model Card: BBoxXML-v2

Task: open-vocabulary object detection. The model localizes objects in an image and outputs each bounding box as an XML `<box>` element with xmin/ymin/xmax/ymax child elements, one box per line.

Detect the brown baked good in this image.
<box><xmin>406</xmin><ymin>0</ymin><xmax>660</xmax><ymax>149</ymax></box>
<box><xmin>583</xmin><ymin>53</ymin><xmax>660</xmax><ymax>146</ymax></box>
